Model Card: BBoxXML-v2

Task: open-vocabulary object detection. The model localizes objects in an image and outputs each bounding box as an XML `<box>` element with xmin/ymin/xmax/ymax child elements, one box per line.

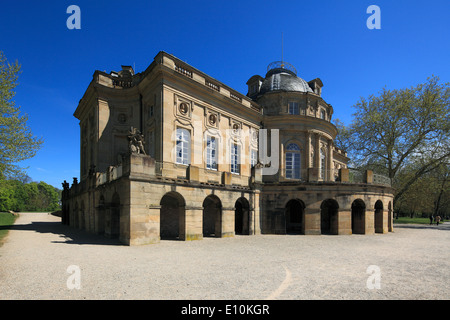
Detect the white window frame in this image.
<box><xmin>320</xmin><ymin>148</ymin><xmax>326</xmax><ymax>179</ymax></box>
<box><xmin>288</xmin><ymin>102</ymin><xmax>299</xmax><ymax>115</ymax></box>
<box><xmin>206</xmin><ymin>135</ymin><xmax>218</xmax><ymax>170</ymax></box>
<box><xmin>231</xmin><ymin>143</ymin><xmax>240</xmax><ymax>175</ymax></box>
<box><xmin>250</xmin><ymin>148</ymin><xmax>258</xmax><ymax>168</ymax></box>
<box><xmin>285</xmin><ymin>143</ymin><xmax>301</xmax><ymax>179</ymax></box>
<box><xmin>176</xmin><ymin>128</ymin><xmax>190</xmax><ymax>165</ymax></box>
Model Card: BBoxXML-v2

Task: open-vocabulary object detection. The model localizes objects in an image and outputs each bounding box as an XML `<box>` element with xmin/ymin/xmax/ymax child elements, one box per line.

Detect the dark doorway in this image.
<box><xmin>352</xmin><ymin>199</ymin><xmax>366</xmax><ymax>234</ymax></box>
<box><xmin>97</xmin><ymin>195</ymin><xmax>106</xmax><ymax>235</ymax></box>
<box><xmin>160</xmin><ymin>192</ymin><xmax>185</xmax><ymax>240</ymax></box>
<box><xmin>203</xmin><ymin>195</ymin><xmax>222</xmax><ymax>237</ymax></box>
<box><xmin>375</xmin><ymin>200</ymin><xmax>384</xmax><ymax>233</ymax></box>
<box><xmin>321</xmin><ymin>199</ymin><xmax>339</xmax><ymax>235</ymax></box>
<box><xmin>388</xmin><ymin>201</ymin><xmax>393</xmax><ymax>232</ymax></box>
<box><xmin>285</xmin><ymin>199</ymin><xmax>305</xmax><ymax>234</ymax></box>
<box><xmin>73</xmin><ymin>202</ymin><xmax>79</xmax><ymax>228</ymax></box>
<box><xmin>80</xmin><ymin>201</ymin><xmax>86</xmax><ymax>230</ymax></box>
<box><xmin>235</xmin><ymin>197</ymin><xmax>250</xmax><ymax>235</ymax></box>
<box><xmin>110</xmin><ymin>193</ymin><xmax>120</xmax><ymax>239</ymax></box>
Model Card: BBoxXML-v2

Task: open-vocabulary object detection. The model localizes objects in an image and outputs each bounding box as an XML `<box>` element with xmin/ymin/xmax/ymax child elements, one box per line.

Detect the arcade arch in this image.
<box><xmin>160</xmin><ymin>192</ymin><xmax>185</xmax><ymax>240</ymax></box>
<box><xmin>352</xmin><ymin>199</ymin><xmax>366</xmax><ymax>234</ymax></box>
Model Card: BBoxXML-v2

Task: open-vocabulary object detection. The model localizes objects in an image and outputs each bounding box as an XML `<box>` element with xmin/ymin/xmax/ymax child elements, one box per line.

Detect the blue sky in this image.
<box><xmin>1</xmin><ymin>0</ymin><xmax>449</xmax><ymax>188</ymax></box>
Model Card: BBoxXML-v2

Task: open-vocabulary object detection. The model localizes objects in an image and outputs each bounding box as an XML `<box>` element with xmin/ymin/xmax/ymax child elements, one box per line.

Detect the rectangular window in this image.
<box><xmin>286</xmin><ymin>152</ymin><xmax>301</xmax><ymax>179</ymax></box>
<box><xmin>250</xmin><ymin>149</ymin><xmax>258</xmax><ymax>168</ymax></box>
<box><xmin>206</xmin><ymin>136</ymin><xmax>217</xmax><ymax>170</ymax></box>
<box><xmin>231</xmin><ymin>143</ymin><xmax>240</xmax><ymax>174</ymax></box>
<box><xmin>176</xmin><ymin>128</ymin><xmax>190</xmax><ymax>165</ymax></box>
<box><xmin>320</xmin><ymin>149</ymin><xmax>326</xmax><ymax>179</ymax></box>
<box><xmin>288</xmin><ymin>102</ymin><xmax>299</xmax><ymax>115</ymax></box>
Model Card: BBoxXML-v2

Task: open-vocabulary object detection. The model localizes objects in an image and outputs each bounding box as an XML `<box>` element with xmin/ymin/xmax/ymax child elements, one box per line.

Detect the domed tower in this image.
<box><xmin>247</xmin><ymin>61</ymin><xmax>348</xmax><ymax>183</ymax></box>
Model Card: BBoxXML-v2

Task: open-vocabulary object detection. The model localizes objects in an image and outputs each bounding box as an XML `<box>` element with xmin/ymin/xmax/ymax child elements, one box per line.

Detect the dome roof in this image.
<box><xmin>259</xmin><ymin>62</ymin><xmax>313</xmax><ymax>95</ymax></box>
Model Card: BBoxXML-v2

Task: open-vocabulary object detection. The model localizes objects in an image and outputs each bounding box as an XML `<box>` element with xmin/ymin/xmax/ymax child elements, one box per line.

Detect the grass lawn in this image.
<box><xmin>394</xmin><ymin>217</ymin><xmax>443</xmax><ymax>224</ymax></box>
<box><xmin>0</xmin><ymin>212</ymin><xmax>18</xmax><ymax>246</ymax></box>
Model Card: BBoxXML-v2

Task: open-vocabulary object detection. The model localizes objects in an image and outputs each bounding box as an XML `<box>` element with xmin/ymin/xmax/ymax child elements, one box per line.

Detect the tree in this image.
<box><xmin>36</xmin><ymin>181</ymin><xmax>61</xmax><ymax>211</ymax></box>
<box><xmin>0</xmin><ymin>51</ymin><xmax>43</xmax><ymax>178</ymax></box>
<box><xmin>0</xmin><ymin>179</ymin><xmax>61</xmax><ymax>212</ymax></box>
<box><xmin>393</xmin><ymin>162</ymin><xmax>449</xmax><ymax>218</ymax></box>
<box><xmin>335</xmin><ymin>76</ymin><xmax>450</xmax><ymax>204</ymax></box>
<box><xmin>431</xmin><ymin>164</ymin><xmax>449</xmax><ymax>217</ymax></box>
<box><xmin>333</xmin><ymin>119</ymin><xmax>353</xmax><ymax>160</ymax></box>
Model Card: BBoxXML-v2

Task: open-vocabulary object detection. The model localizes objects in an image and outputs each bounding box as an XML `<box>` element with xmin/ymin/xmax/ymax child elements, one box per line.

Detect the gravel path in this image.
<box><xmin>0</xmin><ymin>212</ymin><xmax>449</xmax><ymax>300</ymax></box>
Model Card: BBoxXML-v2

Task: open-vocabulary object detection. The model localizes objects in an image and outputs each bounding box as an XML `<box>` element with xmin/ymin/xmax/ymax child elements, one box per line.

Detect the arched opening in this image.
<box><xmin>321</xmin><ymin>199</ymin><xmax>339</xmax><ymax>235</ymax></box>
<box><xmin>97</xmin><ymin>195</ymin><xmax>106</xmax><ymax>235</ymax></box>
<box><xmin>73</xmin><ymin>202</ymin><xmax>79</xmax><ymax>228</ymax></box>
<box><xmin>63</xmin><ymin>204</ymin><xmax>70</xmax><ymax>225</ymax></box>
<box><xmin>285</xmin><ymin>199</ymin><xmax>305</xmax><ymax>234</ymax></box>
<box><xmin>352</xmin><ymin>199</ymin><xmax>366</xmax><ymax>234</ymax></box>
<box><xmin>374</xmin><ymin>200</ymin><xmax>384</xmax><ymax>233</ymax></box>
<box><xmin>388</xmin><ymin>201</ymin><xmax>393</xmax><ymax>232</ymax></box>
<box><xmin>235</xmin><ymin>197</ymin><xmax>250</xmax><ymax>235</ymax></box>
<box><xmin>160</xmin><ymin>192</ymin><xmax>185</xmax><ymax>240</ymax></box>
<box><xmin>203</xmin><ymin>195</ymin><xmax>222</xmax><ymax>237</ymax></box>
<box><xmin>109</xmin><ymin>193</ymin><xmax>121</xmax><ymax>239</ymax></box>
<box><xmin>80</xmin><ymin>201</ymin><xmax>86</xmax><ymax>230</ymax></box>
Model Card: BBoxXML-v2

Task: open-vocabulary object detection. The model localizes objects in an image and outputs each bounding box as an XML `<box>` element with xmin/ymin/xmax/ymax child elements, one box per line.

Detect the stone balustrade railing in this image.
<box><xmin>64</xmin><ymin>154</ymin><xmax>391</xmax><ymax>197</ymax></box>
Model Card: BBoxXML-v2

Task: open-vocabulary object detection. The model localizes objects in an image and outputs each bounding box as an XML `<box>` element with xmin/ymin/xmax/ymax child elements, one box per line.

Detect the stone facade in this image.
<box><xmin>61</xmin><ymin>51</ymin><xmax>394</xmax><ymax>245</ymax></box>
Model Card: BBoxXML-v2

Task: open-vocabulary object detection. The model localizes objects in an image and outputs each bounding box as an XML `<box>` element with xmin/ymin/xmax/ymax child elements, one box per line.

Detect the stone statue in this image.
<box><xmin>254</xmin><ymin>160</ymin><xmax>264</xmax><ymax>169</ymax></box>
<box><xmin>128</xmin><ymin>127</ymin><xmax>146</xmax><ymax>155</ymax></box>
<box><xmin>62</xmin><ymin>180</ymin><xmax>70</xmax><ymax>191</ymax></box>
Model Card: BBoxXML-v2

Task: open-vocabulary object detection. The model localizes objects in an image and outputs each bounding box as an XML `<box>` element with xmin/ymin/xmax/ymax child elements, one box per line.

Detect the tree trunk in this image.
<box><xmin>434</xmin><ymin>177</ymin><xmax>447</xmax><ymax>216</ymax></box>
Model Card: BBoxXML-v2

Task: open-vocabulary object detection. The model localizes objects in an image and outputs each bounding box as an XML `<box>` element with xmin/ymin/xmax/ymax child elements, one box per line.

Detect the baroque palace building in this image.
<box><xmin>61</xmin><ymin>51</ymin><xmax>394</xmax><ymax>245</ymax></box>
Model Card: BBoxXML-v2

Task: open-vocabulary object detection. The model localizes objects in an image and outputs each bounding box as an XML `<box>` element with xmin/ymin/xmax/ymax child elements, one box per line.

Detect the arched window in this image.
<box><xmin>320</xmin><ymin>109</ymin><xmax>326</xmax><ymax>120</ymax></box>
<box><xmin>176</xmin><ymin>128</ymin><xmax>190</xmax><ymax>165</ymax></box>
<box><xmin>285</xmin><ymin>143</ymin><xmax>301</xmax><ymax>179</ymax></box>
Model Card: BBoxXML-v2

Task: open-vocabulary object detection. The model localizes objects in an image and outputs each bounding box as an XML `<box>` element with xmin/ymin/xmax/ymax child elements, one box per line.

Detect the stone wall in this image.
<box><xmin>62</xmin><ymin>153</ymin><xmax>393</xmax><ymax>246</ymax></box>
<box><xmin>260</xmin><ymin>182</ymin><xmax>394</xmax><ymax>236</ymax></box>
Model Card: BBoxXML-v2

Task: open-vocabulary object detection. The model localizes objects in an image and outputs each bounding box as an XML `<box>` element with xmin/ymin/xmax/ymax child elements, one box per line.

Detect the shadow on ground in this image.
<box><xmin>0</xmin><ymin>219</ymin><xmax>124</xmax><ymax>246</ymax></box>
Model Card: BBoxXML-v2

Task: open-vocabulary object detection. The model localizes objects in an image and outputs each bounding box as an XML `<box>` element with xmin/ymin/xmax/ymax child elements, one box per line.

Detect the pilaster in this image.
<box><xmin>304</xmin><ymin>207</ymin><xmax>321</xmax><ymax>235</ymax></box>
<box><xmin>182</xmin><ymin>208</ymin><xmax>203</xmax><ymax>241</ymax></box>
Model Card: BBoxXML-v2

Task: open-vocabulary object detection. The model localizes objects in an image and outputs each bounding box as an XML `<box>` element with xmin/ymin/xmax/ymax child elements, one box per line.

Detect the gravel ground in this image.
<box><xmin>0</xmin><ymin>212</ymin><xmax>449</xmax><ymax>300</ymax></box>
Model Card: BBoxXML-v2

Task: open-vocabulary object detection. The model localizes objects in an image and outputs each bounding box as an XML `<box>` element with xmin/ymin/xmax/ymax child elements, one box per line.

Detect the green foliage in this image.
<box><xmin>394</xmin><ymin>163</ymin><xmax>449</xmax><ymax>217</ymax></box>
<box><xmin>0</xmin><ymin>211</ymin><xmax>18</xmax><ymax>245</ymax></box>
<box><xmin>393</xmin><ymin>217</ymin><xmax>436</xmax><ymax>224</ymax></box>
<box><xmin>332</xmin><ymin>119</ymin><xmax>352</xmax><ymax>153</ymax></box>
<box><xmin>335</xmin><ymin>76</ymin><xmax>450</xmax><ymax>205</ymax></box>
<box><xmin>0</xmin><ymin>179</ymin><xmax>61</xmax><ymax>212</ymax></box>
<box><xmin>0</xmin><ymin>51</ymin><xmax>43</xmax><ymax>178</ymax></box>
